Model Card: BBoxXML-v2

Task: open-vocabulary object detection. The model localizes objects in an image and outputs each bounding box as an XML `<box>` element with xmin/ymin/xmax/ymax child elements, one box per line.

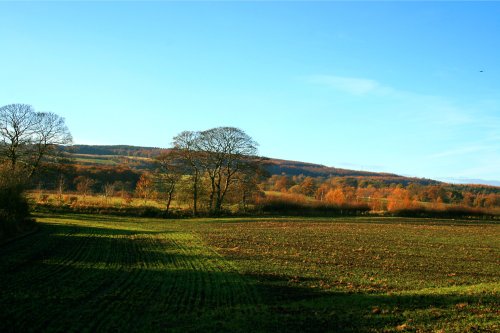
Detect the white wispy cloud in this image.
<box><xmin>307</xmin><ymin>74</ymin><xmax>499</xmax><ymax>129</ymax></box>
<box><xmin>437</xmin><ymin>177</ymin><xmax>500</xmax><ymax>187</ymax></box>
<box><xmin>427</xmin><ymin>145</ymin><xmax>490</xmax><ymax>159</ymax></box>
<box><xmin>450</xmin><ymin>159</ymin><xmax>500</xmax><ymax>180</ymax></box>
<box><xmin>308</xmin><ymin>75</ymin><xmax>390</xmax><ymax>95</ymax></box>
<box><xmin>306</xmin><ymin>73</ymin><xmax>500</xmax><ymax>180</ymax></box>
<box><xmin>428</xmin><ymin>132</ymin><xmax>500</xmax><ymax>158</ymax></box>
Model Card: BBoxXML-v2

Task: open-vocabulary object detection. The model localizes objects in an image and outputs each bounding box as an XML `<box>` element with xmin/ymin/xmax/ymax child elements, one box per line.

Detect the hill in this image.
<box><xmin>29</xmin><ymin>144</ymin><xmax>498</xmax><ymax>217</ymax></box>
<box><xmin>62</xmin><ymin>144</ymin><xmax>441</xmax><ymax>186</ymax></box>
<box><xmin>261</xmin><ymin>158</ymin><xmax>440</xmax><ymax>186</ymax></box>
<box><xmin>67</xmin><ymin>145</ymin><xmax>167</xmax><ymax>158</ymax></box>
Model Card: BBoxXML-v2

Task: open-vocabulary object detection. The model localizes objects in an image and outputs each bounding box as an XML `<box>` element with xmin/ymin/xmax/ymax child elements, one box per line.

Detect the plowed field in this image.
<box><xmin>1</xmin><ymin>214</ymin><xmax>498</xmax><ymax>332</ymax></box>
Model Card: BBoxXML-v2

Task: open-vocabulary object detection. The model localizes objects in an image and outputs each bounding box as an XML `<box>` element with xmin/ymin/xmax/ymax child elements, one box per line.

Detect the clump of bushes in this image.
<box><xmin>32</xmin><ymin>202</ymin><xmax>190</xmax><ymax>219</ymax></box>
<box><xmin>391</xmin><ymin>206</ymin><xmax>497</xmax><ymax>219</ymax></box>
<box><xmin>256</xmin><ymin>194</ymin><xmax>370</xmax><ymax>216</ymax></box>
<box><xmin>0</xmin><ymin>167</ymin><xmax>34</xmax><ymax>239</ymax></box>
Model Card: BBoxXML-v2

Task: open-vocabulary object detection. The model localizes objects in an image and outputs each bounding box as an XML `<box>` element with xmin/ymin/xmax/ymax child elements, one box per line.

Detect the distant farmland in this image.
<box><xmin>1</xmin><ymin>214</ymin><xmax>498</xmax><ymax>332</ymax></box>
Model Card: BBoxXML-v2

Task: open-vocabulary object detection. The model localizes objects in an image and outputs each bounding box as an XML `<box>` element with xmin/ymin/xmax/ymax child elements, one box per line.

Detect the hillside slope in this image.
<box><xmin>62</xmin><ymin>145</ymin><xmax>440</xmax><ymax>186</ymax></box>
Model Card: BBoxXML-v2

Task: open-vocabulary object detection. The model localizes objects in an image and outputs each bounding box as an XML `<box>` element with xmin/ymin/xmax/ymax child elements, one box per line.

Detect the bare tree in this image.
<box><xmin>57</xmin><ymin>174</ymin><xmax>66</xmax><ymax>203</ymax></box>
<box><xmin>30</xmin><ymin>111</ymin><xmax>72</xmax><ymax>178</ymax></box>
<box><xmin>172</xmin><ymin>131</ymin><xmax>202</xmax><ymax>216</ymax></box>
<box><xmin>232</xmin><ymin>170</ymin><xmax>262</xmax><ymax>212</ymax></box>
<box><xmin>103</xmin><ymin>183</ymin><xmax>115</xmax><ymax>204</ymax></box>
<box><xmin>0</xmin><ymin>104</ymin><xmax>72</xmax><ymax>178</ymax></box>
<box><xmin>198</xmin><ymin>127</ymin><xmax>258</xmax><ymax>214</ymax></box>
<box><xmin>74</xmin><ymin>176</ymin><xmax>95</xmax><ymax>200</ymax></box>
<box><xmin>135</xmin><ymin>173</ymin><xmax>156</xmax><ymax>204</ymax></box>
<box><xmin>155</xmin><ymin>152</ymin><xmax>182</xmax><ymax>214</ymax></box>
<box><xmin>169</xmin><ymin>127</ymin><xmax>260</xmax><ymax>215</ymax></box>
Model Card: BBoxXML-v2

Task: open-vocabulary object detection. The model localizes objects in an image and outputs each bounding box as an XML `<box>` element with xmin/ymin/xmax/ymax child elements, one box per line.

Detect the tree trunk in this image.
<box><xmin>241</xmin><ymin>192</ymin><xmax>247</xmax><ymax>212</ymax></box>
<box><xmin>208</xmin><ymin>173</ymin><xmax>216</xmax><ymax>212</ymax></box>
<box><xmin>166</xmin><ymin>194</ymin><xmax>173</xmax><ymax>214</ymax></box>
<box><xmin>192</xmin><ymin>169</ymin><xmax>198</xmax><ymax>216</ymax></box>
<box><xmin>166</xmin><ymin>183</ymin><xmax>175</xmax><ymax>214</ymax></box>
<box><xmin>216</xmin><ymin>169</ymin><xmax>233</xmax><ymax>214</ymax></box>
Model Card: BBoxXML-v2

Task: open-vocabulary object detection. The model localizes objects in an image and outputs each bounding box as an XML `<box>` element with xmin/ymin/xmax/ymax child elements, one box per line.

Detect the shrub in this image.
<box><xmin>0</xmin><ymin>167</ymin><xmax>33</xmax><ymax>239</ymax></box>
<box><xmin>32</xmin><ymin>202</ymin><xmax>191</xmax><ymax>219</ymax></box>
<box><xmin>256</xmin><ymin>194</ymin><xmax>370</xmax><ymax>216</ymax></box>
<box><xmin>38</xmin><ymin>194</ymin><xmax>50</xmax><ymax>203</ymax></box>
<box><xmin>68</xmin><ymin>196</ymin><xmax>79</xmax><ymax>205</ymax></box>
<box><xmin>392</xmin><ymin>205</ymin><xmax>497</xmax><ymax>219</ymax></box>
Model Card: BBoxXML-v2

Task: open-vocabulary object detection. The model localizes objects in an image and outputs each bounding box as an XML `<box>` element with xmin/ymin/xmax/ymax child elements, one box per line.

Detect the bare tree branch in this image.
<box><xmin>0</xmin><ymin>104</ymin><xmax>72</xmax><ymax>179</ymax></box>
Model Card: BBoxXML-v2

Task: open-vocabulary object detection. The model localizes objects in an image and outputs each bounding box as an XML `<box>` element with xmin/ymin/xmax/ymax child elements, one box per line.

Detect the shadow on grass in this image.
<box><xmin>248</xmin><ymin>273</ymin><xmax>499</xmax><ymax>332</ymax></box>
<box><xmin>0</xmin><ymin>221</ymin><xmax>497</xmax><ymax>333</ymax></box>
<box><xmin>35</xmin><ymin>212</ymin><xmax>166</xmax><ymax>225</ymax></box>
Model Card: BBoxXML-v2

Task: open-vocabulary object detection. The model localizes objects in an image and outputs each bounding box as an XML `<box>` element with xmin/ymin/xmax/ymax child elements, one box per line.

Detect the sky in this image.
<box><xmin>1</xmin><ymin>1</ymin><xmax>499</xmax><ymax>184</ymax></box>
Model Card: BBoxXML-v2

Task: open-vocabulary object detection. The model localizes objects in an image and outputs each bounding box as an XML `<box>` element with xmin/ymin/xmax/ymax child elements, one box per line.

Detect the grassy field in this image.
<box><xmin>0</xmin><ymin>214</ymin><xmax>498</xmax><ymax>332</ymax></box>
<box><xmin>30</xmin><ymin>192</ymin><xmax>173</xmax><ymax>209</ymax></box>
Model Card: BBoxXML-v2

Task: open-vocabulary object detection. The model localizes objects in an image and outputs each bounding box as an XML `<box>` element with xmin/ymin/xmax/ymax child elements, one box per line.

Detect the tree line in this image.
<box><xmin>262</xmin><ymin>174</ymin><xmax>500</xmax><ymax>212</ymax></box>
<box><xmin>1</xmin><ymin>104</ymin><xmax>264</xmax><ymax>226</ymax></box>
<box><xmin>2</xmin><ymin>103</ymin><xmax>498</xmax><ymax>234</ymax></box>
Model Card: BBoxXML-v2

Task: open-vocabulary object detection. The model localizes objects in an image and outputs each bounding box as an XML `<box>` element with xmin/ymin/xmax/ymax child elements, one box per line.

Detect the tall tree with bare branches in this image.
<box><xmin>198</xmin><ymin>127</ymin><xmax>259</xmax><ymax>214</ymax></box>
<box><xmin>169</xmin><ymin>127</ymin><xmax>259</xmax><ymax>215</ymax></box>
<box><xmin>0</xmin><ymin>104</ymin><xmax>72</xmax><ymax>179</ymax></box>
<box><xmin>155</xmin><ymin>152</ymin><xmax>182</xmax><ymax>214</ymax></box>
<box><xmin>171</xmin><ymin>131</ymin><xmax>202</xmax><ymax>216</ymax></box>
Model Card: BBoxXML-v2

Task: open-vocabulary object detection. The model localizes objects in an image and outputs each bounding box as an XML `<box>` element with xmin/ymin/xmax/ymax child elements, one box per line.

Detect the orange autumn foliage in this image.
<box><xmin>325</xmin><ymin>188</ymin><xmax>346</xmax><ymax>205</ymax></box>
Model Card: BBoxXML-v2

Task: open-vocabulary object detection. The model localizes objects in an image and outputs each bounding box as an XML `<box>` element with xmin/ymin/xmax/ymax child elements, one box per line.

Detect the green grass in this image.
<box><xmin>0</xmin><ymin>214</ymin><xmax>498</xmax><ymax>332</ymax></box>
<box><xmin>73</xmin><ymin>157</ymin><xmax>119</xmax><ymax>165</ymax></box>
<box><xmin>71</xmin><ymin>153</ymin><xmax>154</xmax><ymax>166</ymax></box>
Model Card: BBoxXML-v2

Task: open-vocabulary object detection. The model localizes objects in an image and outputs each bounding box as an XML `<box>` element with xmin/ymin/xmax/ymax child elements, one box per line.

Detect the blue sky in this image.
<box><xmin>1</xmin><ymin>1</ymin><xmax>499</xmax><ymax>183</ymax></box>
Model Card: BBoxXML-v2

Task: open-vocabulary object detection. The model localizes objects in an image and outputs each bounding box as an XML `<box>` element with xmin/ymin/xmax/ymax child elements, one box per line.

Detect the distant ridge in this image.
<box><xmin>261</xmin><ymin>158</ymin><xmax>441</xmax><ymax>186</ymax></box>
<box><xmin>62</xmin><ymin>145</ymin><xmax>495</xmax><ymax>187</ymax></box>
<box><xmin>263</xmin><ymin>158</ymin><xmax>398</xmax><ymax>177</ymax></box>
<box><xmin>438</xmin><ymin>178</ymin><xmax>500</xmax><ymax>187</ymax></box>
<box><xmin>67</xmin><ymin>144</ymin><xmax>167</xmax><ymax>157</ymax></box>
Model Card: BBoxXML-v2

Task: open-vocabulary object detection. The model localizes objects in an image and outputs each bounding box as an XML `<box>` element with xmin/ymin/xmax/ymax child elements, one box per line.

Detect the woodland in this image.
<box><xmin>1</xmin><ymin>103</ymin><xmax>499</xmax><ymax>238</ymax></box>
